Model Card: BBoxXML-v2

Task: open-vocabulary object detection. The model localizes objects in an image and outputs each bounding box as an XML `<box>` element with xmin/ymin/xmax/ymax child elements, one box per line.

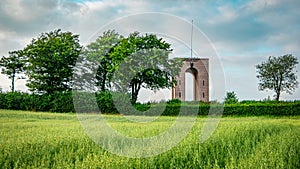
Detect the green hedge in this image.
<box><xmin>223</xmin><ymin>102</ymin><xmax>300</xmax><ymax>116</ymax></box>
<box><xmin>0</xmin><ymin>92</ymin><xmax>74</xmax><ymax>112</ymax></box>
<box><xmin>141</xmin><ymin>101</ymin><xmax>300</xmax><ymax>116</ymax></box>
<box><xmin>0</xmin><ymin>91</ymin><xmax>299</xmax><ymax>116</ymax></box>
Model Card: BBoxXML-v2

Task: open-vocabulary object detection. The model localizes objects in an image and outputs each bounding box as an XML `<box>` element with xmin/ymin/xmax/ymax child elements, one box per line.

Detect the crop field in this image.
<box><xmin>0</xmin><ymin>109</ymin><xmax>299</xmax><ymax>168</ymax></box>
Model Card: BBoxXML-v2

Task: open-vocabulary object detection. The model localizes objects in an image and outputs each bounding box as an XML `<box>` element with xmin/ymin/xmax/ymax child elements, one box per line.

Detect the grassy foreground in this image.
<box><xmin>0</xmin><ymin>110</ymin><xmax>299</xmax><ymax>168</ymax></box>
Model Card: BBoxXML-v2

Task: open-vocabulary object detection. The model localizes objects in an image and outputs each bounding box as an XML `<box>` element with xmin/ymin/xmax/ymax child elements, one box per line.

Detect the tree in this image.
<box><xmin>0</xmin><ymin>50</ymin><xmax>25</xmax><ymax>92</ymax></box>
<box><xmin>224</xmin><ymin>91</ymin><xmax>238</xmax><ymax>104</ymax></box>
<box><xmin>256</xmin><ymin>54</ymin><xmax>299</xmax><ymax>101</ymax></box>
<box><xmin>112</xmin><ymin>32</ymin><xmax>182</xmax><ymax>103</ymax></box>
<box><xmin>84</xmin><ymin>30</ymin><xmax>123</xmax><ymax>91</ymax></box>
<box><xmin>23</xmin><ymin>29</ymin><xmax>82</xmax><ymax>94</ymax></box>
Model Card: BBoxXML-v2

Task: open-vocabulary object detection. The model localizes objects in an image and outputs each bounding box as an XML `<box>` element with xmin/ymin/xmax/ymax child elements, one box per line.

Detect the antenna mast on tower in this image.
<box><xmin>190</xmin><ymin>19</ymin><xmax>194</xmax><ymax>68</ymax></box>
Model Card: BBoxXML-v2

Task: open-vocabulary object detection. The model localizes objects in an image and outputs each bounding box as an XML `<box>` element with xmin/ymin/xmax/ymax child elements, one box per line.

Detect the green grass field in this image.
<box><xmin>0</xmin><ymin>109</ymin><xmax>299</xmax><ymax>168</ymax></box>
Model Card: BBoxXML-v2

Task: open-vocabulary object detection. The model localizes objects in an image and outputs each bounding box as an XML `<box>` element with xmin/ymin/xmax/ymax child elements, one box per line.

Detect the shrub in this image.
<box><xmin>0</xmin><ymin>92</ymin><xmax>7</xmax><ymax>109</ymax></box>
<box><xmin>5</xmin><ymin>92</ymin><xmax>24</xmax><ymax>110</ymax></box>
<box><xmin>50</xmin><ymin>92</ymin><xmax>74</xmax><ymax>113</ymax></box>
<box><xmin>95</xmin><ymin>91</ymin><xmax>118</xmax><ymax>114</ymax></box>
<box><xmin>224</xmin><ymin>91</ymin><xmax>239</xmax><ymax>104</ymax></box>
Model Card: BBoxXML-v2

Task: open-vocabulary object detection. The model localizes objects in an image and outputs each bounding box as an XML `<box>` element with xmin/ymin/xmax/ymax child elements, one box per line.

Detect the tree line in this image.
<box><xmin>0</xmin><ymin>28</ymin><xmax>299</xmax><ymax>104</ymax></box>
<box><xmin>0</xmin><ymin>29</ymin><xmax>182</xmax><ymax>104</ymax></box>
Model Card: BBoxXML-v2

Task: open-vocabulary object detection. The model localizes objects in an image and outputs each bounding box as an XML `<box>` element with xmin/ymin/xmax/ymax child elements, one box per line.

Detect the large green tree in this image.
<box><xmin>256</xmin><ymin>54</ymin><xmax>299</xmax><ymax>101</ymax></box>
<box><xmin>84</xmin><ymin>30</ymin><xmax>123</xmax><ymax>91</ymax></box>
<box><xmin>112</xmin><ymin>32</ymin><xmax>182</xmax><ymax>103</ymax></box>
<box><xmin>0</xmin><ymin>50</ymin><xmax>25</xmax><ymax>92</ymax></box>
<box><xmin>23</xmin><ymin>29</ymin><xmax>82</xmax><ymax>94</ymax></box>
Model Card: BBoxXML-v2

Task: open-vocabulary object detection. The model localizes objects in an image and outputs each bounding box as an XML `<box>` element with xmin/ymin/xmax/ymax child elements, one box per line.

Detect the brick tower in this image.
<box><xmin>171</xmin><ymin>58</ymin><xmax>209</xmax><ymax>102</ymax></box>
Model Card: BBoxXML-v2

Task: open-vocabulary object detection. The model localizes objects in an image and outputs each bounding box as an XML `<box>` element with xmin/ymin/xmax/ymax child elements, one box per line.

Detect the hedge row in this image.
<box><xmin>158</xmin><ymin>102</ymin><xmax>300</xmax><ymax>116</ymax></box>
<box><xmin>0</xmin><ymin>92</ymin><xmax>74</xmax><ymax>113</ymax></box>
<box><xmin>223</xmin><ymin>102</ymin><xmax>300</xmax><ymax>116</ymax></box>
<box><xmin>0</xmin><ymin>91</ymin><xmax>299</xmax><ymax>116</ymax></box>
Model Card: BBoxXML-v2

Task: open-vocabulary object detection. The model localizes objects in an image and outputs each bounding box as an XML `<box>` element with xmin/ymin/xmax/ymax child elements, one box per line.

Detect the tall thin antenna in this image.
<box><xmin>191</xmin><ymin>20</ymin><xmax>193</xmax><ymax>59</ymax></box>
<box><xmin>190</xmin><ymin>20</ymin><xmax>194</xmax><ymax>68</ymax></box>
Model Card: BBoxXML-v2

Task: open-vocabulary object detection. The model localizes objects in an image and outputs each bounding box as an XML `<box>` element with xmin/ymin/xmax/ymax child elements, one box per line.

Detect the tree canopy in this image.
<box><xmin>1</xmin><ymin>29</ymin><xmax>182</xmax><ymax>104</ymax></box>
<box><xmin>224</xmin><ymin>91</ymin><xmax>239</xmax><ymax>104</ymax></box>
<box><xmin>80</xmin><ymin>31</ymin><xmax>182</xmax><ymax>103</ymax></box>
<box><xmin>111</xmin><ymin>32</ymin><xmax>182</xmax><ymax>103</ymax></box>
<box><xmin>83</xmin><ymin>30</ymin><xmax>123</xmax><ymax>91</ymax></box>
<box><xmin>23</xmin><ymin>29</ymin><xmax>82</xmax><ymax>94</ymax></box>
<box><xmin>256</xmin><ymin>54</ymin><xmax>299</xmax><ymax>101</ymax></box>
<box><xmin>0</xmin><ymin>50</ymin><xmax>25</xmax><ymax>92</ymax></box>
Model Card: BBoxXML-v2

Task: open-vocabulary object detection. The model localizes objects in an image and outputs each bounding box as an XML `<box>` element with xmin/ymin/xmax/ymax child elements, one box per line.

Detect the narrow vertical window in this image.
<box><xmin>203</xmin><ymin>92</ymin><xmax>205</xmax><ymax>98</ymax></box>
<box><xmin>179</xmin><ymin>92</ymin><xmax>181</xmax><ymax>98</ymax></box>
<box><xmin>203</xmin><ymin>80</ymin><xmax>205</xmax><ymax>86</ymax></box>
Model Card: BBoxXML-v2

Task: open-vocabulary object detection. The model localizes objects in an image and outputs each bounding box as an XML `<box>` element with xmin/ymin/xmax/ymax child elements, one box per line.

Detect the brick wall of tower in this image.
<box><xmin>172</xmin><ymin>58</ymin><xmax>209</xmax><ymax>102</ymax></box>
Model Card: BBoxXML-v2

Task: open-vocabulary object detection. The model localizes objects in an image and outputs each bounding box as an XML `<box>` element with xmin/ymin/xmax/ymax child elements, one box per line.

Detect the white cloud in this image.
<box><xmin>2</xmin><ymin>0</ymin><xmax>56</xmax><ymax>21</ymax></box>
<box><xmin>245</xmin><ymin>0</ymin><xmax>281</xmax><ymax>13</ymax></box>
<box><xmin>208</xmin><ymin>5</ymin><xmax>239</xmax><ymax>24</ymax></box>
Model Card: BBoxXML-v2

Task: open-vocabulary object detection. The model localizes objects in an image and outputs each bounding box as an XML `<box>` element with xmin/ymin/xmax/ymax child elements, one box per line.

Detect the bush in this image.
<box><xmin>0</xmin><ymin>92</ymin><xmax>7</xmax><ymax>109</ymax></box>
<box><xmin>224</xmin><ymin>91</ymin><xmax>238</xmax><ymax>104</ymax></box>
<box><xmin>50</xmin><ymin>92</ymin><xmax>74</xmax><ymax>113</ymax></box>
<box><xmin>96</xmin><ymin>91</ymin><xmax>118</xmax><ymax>114</ymax></box>
<box><xmin>134</xmin><ymin>102</ymin><xmax>151</xmax><ymax>112</ymax></box>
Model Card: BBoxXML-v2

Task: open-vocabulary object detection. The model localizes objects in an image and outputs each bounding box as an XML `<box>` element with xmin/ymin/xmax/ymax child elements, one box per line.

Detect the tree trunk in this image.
<box><xmin>101</xmin><ymin>71</ymin><xmax>107</xmax><ymax>91</ymax></box>
<box><xmin>275</xmin><ymin>91</ymin><xmax>280</xmax><ymax>102</ymax></box>
<box><xmin>275</xmin><ymin>73</ymin><xmax>283</xmax><ymax>102</ymax></box>
<box><xmin>131</xmin><ymin>82</ymin><xmax>141</xmax><ymax>104</ymax></box>
<box><xmin>11</xmin><ymin>74</ymin><xmax>15</xmax><ymax>93</ymax></box>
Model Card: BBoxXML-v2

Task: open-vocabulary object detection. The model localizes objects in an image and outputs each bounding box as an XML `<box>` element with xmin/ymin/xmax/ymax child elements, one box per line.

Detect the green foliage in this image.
<box><xmin>134</xmin><ymin>102</ymin><xmax>151</xmax><ymax>112</ymax></box>
<box><xmin>95</xmin><ymin>91</ymin><xmax>118</xmax><ymax>114</ymax></box>
<box><xmin>49</xmin><ymin>92</ymin><xmax>74</xmax><ymax>113</ymax></box>
<box><xmin>167</xmin><ymin>98</ymin><xmax>182</xmax><ymax>104</ymax></box>
<box><xmin>0</xmin><ymin>89</ymin><xmax>4</xmax><ymax>108</ymax></box>
<box><xmin>0</xmin><ymin>92</ymin><xmax>74</xmax><ymax>112</ymax></box>
<box><xmin>0</xmin><ymin>50</ymin><xmax>25</xmax><ymax>92</ymax></box>
<box><xmin>223</xmin><ymin>101</ymin><xmax>300</xmax><ymax>116</ymax></box>
<box><xmin>23</xmin><ymin>29</ymin><xmax>82</xmax><ymax>94</ymax></box>
<box><xmin>4</xmin><ymin>92</ymin><xmax>23</xmax><ymax>110</ymax></box>
<box><xmin>78</xmin><ymin>30</ymin><xmax>182</xmax><ymax>104</ymax></box>
<box><xmin>256</xmin><ymin>54</ymin><xmax>299</xmax><ymax>101</ymax></box>
<box><xmin>224</xmin><ymin>91</ymin><xmax>239</xmax><ymax>104</ymax></box>
<box><xmin>135</xmin><ymin>100</ymin><xmax>300</xmax><ymax>116</ymax></box>
<box><xmin>111</xmin><ymin>32</ymin><xmax>182</xmax><ymax>103</ymax></box>
<box><xmin>83</xmin><ymin>30</ymin><xmax>123</xmax><ymax>91</ymax></box>
<box><xmin>1</xmin><ymin>110</ymin><xmax>299</xmax><ymax>168</ymax></box>
<box><xmin>0</xmin><ymin>91</ymin><xmax>299</xmax><ymax>116</ymax></box>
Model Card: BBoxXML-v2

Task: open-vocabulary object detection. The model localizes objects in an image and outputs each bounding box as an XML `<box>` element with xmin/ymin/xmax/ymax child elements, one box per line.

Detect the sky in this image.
<box><xmin>0</xmin><ymin>0</ymin><xmax>299</xmax><ymax>101</ymax></box>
